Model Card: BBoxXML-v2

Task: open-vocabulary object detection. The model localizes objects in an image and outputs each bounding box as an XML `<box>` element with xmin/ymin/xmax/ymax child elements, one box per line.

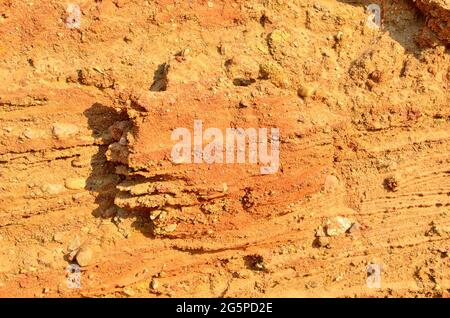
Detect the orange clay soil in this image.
<box><xmin>0</xmin><ymin>0</ymin><xmax>449</xmax><ymax>298</ymax></box>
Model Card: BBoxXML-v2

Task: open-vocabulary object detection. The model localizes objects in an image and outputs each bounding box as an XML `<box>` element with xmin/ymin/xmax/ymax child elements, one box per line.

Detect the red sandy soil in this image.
<box><xmin>0</xmin><ymin>0</ymin><xmax>448</xmax><ymax>297</ymax></box>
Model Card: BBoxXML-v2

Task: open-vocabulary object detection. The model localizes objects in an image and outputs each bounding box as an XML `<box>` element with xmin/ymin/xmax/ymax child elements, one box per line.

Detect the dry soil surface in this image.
<box><xmin>0</xmin><ymin>0</ymin><xmax>449</xmax><ymax>298</ymax></box>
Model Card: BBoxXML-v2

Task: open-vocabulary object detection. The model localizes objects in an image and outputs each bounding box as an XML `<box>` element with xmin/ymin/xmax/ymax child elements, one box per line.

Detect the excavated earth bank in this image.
<box><xmin>0</xmin><ymin>0</ymin><xmax>449</xmax><ymax>297</ymax></box>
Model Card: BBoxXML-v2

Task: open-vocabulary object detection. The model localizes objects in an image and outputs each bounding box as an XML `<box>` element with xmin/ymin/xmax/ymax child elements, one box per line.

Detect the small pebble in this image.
<box><xmin>67</xmin><ymin>236</ymin><xmax>81</xmax><ymax>252</ymax></box>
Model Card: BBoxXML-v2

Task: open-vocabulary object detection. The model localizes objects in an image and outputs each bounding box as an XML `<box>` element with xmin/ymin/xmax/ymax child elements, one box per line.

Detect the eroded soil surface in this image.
<box><xmin>0</xmin><ymin>0</ymin><xmax>449</xmax><ymax>297</ymax></box>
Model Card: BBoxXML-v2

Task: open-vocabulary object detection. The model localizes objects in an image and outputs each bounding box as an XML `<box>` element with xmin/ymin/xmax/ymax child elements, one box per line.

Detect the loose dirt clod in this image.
<box><xmin>347</xmin><ymin>222</ymin><xmax>361</xmax><ymax>234</ymax></box>
<box><xmin>64</xmin><ymin>178</ymin><xmax>86</xmax><ymax>190</ymax></box>
<box><xmin>259</xmin><ymin>62</ymin><xmax>289</xmax><ymax>88</ymax></box>
<box><xmin>65</xmin><ymin>4</ymin><xmax>81</xmax><ymax>29</ymax></box>
<box><xmin>384</xmin><ymin>176</ymin><xmax>399</xmax><ymax>192</ymax></box>
<box><xmin>245</xmin><ymin>254</ymin><xmax>266</xmax><ymax>271</ymax></box>
<box><xmin>297</xmin><ymin>85</ymin><xmax>315</xmax><ymax>98</ymax></box>
<box><xmin>52</xmin><ymin>123</ymin><xmax>79</xmax><ymax>139</ymax></box>
<box><xmin>41</xmin><ymin>183</ymin><xmax>64</xmax><ymax>195</ymax></box>
<box><xmin>267</xmin><ymin>29</ymin><xmax>290</xmax><ymax>55</ymax></box>
<box><xmin>53</xmin><ymin>232</ymin><xmax>64</xmax><ymax>244</ymax></box>
<box><xmin>315</xmin><ymin>236</ymin><xmax>331</xmax><ymax>248</ymax></box>
<box><xmin>67</xmin><ymin>236</ymin><xmax>81</xmax><ymax>252</ymax></box>
<box><xmin>0</xmin><ymin>0</ymin><xmax>448</xmax><ymax>298</ymax></box>
<box><xmin>150</xmin><ymin>278</ymin><xmax>159</xmax><ymax>291</ymax></box>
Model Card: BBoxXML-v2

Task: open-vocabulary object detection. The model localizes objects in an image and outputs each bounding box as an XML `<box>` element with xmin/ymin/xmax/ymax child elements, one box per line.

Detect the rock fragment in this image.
<box><xmin>71</xmin><ymin>157</ymin><xmax>90</xmax><ymax>168</ymax></box>
<box><xmin>65</xmin><ymin>4</ymin><xmax>81</xmax><ymax>29</ymax></box>
<box><xmin>154</xmin><ymin>223</ymin><xmax>177</xmax><ymax>235</ymax></box>
<box><xmin>384</xmin><ymin>175</ymin><xmax>399</xmax><ymax>192</ymax></box>
<box><xmin>347</xmin><ymin>222</ymin><xmax>361</xmax><ymax>234</ymax></box>
<box><xmin>315</xmin><ymin>236</ymin><xmax>331</xmax><ymax>248</ymax></box>
<box><xmin>245</xmin><ymin>254</ymin><xmax>266</xmax><ymax>271</ymax></box>
<box><xmin>64</xmin><ymin>178</ymin><xmax>86</xmax><ymax>190</ymax></box>
<box><xmin>323</xmin><ymin>175</ymin><xmax>339</xmax><ymax>192</ymax></box>
<box><xmin>259</xmin><ymin>61</ymin><xmax>289</xmax><ymax>88</ymax></box>
<box><xmin>414</xmin><ymin>0</ymin><xmax>450</xmax><ymax>45</ymax></box>
<box><xmin>297</xmin><ymin>84</ymin><xmax>315</xmax><ymax>98</ymax></box>
<box><xmin>53</xmin><ymin>232</ymin><xmax>65</xmax><ymax>244</ymax></box>
<box><xmin>67</xmin><ymin>236</ymin><xmax>81</xmax><ymax>261</ymax></box>
<box><xmin>150</xmin><ymin>278</ymin><xmax>159</xmax><ymax>291</ymax></box>
<box><xmin>267</xmin><ymin>29</ymin><xmax>290</xmax><ymax>55</ymax></box>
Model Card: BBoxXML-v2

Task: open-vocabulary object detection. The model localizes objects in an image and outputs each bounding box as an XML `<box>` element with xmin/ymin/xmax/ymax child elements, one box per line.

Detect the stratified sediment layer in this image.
<box><xmin>0</xmin><ymin>0</ymin><xmax>448</xmax><ymax>298</ymax></box>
